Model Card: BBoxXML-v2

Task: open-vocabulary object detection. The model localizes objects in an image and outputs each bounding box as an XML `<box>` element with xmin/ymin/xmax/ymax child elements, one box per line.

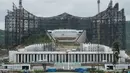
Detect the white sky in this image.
<box><xmin>0</xmin><ymin>0</ymin><xmax>130</xmax><ymax>30</ymax></box>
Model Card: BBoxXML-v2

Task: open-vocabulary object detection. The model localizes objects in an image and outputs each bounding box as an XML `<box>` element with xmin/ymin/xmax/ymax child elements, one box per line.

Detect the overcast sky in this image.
<box><xmin>0</xmin><ymin>0</ymin><xmax>130</xmax><ymax>30</ymax></box>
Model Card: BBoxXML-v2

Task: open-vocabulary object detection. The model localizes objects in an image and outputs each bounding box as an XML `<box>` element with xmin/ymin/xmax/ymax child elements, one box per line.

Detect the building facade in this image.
<box><xmin>5</xmin><ymin>0</ymin><xmax>126</xmax><ymax>49</ymax></box>
<box><xmin>9</xmin><ymin>43</ymin><xmax>130</xmax><ymax>65</ymax></box>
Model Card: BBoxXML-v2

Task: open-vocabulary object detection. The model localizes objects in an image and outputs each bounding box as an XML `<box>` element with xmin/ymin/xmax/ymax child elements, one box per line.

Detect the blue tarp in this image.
<box><xmin>47</xmin><ymin>68</ymin><xmax>56</xmax><ymax>72</ymax></box>
<box><xmin>75</xmin><ymin>68</ymin><xmax>87</xmax><ymax>73</ymax></box>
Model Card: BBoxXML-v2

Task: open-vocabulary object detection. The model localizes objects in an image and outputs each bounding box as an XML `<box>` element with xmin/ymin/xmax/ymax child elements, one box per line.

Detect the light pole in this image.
<box><xmin>97</xmin><ymin>0</ymin><xmax>100</xmax><ymax>71</ymax></box>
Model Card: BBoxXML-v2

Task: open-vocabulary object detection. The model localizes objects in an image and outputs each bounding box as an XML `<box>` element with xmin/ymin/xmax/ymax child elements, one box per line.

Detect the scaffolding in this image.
<box><xmin>5</xmin><ymin>0</ymin><xmax>126</xmax><ymax>50</ymax></box>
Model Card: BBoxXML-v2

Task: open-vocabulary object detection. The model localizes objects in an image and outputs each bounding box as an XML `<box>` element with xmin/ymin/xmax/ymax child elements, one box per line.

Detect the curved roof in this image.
<box><xmin>18</xmin><ymin>43</ymin><xmax>54</xmax><ymax>52</ymax></box>
<box><xmin>40</xmin><ymin>12</ymin><xmax>90</xmax><ymax>20</ymax></box>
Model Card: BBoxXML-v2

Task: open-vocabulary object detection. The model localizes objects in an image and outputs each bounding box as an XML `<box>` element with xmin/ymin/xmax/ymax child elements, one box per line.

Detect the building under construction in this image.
<box><xmin>5</xmin><ymin>0</ymin><xmax>126</xmax><ymax>49</ymax></box>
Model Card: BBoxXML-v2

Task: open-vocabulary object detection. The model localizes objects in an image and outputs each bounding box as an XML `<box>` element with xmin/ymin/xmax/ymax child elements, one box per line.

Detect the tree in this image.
<box><xmin>112</xmin><ymin>41</ymin><xmax>120</xmax><ymax>64</ymax></box>
<box><xmin>112</xmin><ymin>41</ymin><xmax>120</xmax><ymax>72</ymax></box>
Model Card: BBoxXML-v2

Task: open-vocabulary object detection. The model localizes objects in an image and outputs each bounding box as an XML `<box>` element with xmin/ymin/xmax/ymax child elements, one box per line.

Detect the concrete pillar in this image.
<box><xmin>72</xmin><ymin>54</ymin><xmax>74</xmax><ymax>62</ymax></box>
<box><xmin>106</xmin><ymin>54</ymin><xmax>107</xmax><ymax>62</ymax></box>
<box><xmin>84</xmin><ymin>54</ymin><xmax>86</xmax><ymax>63</ymax></box>
<box><xmin>33</xmin><ymin>54</ymin><xmax>35</xmax><ymax>62</ymax></box>
<box><xmin>78</xmin><ymin>54</ymin><xmax>79</xmax><ymax>62</ymax></box>
<box><xmin>87</xmin><ymin>54</ymin><xmax>89</xmax><ymax>62</ymax></box>
<box><xmin>109</xmin><ymin>54</ymin><xmax>110</xmax><ymax>62</ymax></box>
<box><xmin>83</xmin><ymin>54</ymin><xmax>85</xmax><ymax>63</ymax></box>
<box><xmin>46</xmin><ymin>55</ymin><xmax>48</xmax><ymax>62</ymax></box>
<box><xmin>71</xmin><ymin>54</ymin><xmax>73</xmax><ymax>62</ymax></box>
<box><xmin>68</xmin><ymin>54</ymin><xmax>70</xmax><ymax>63</ymax></box>
<box><xmin>40</xmin><ymin>54</ymin><xmax>41</xmax><ymax>61</ymax></box>
<box><xmin>90</xmin><ymin>54</ymin><xmax>92</xmax><ymax>62</ymax></box>
<box><xmin>81</xmin><ymin>54</ymin><xmax>83</xmax><ymax>63</ymax></box>
<box><xmin>61</xmin><ymin>54</ymin><xmax>64</xmax><ymax>63</ymax></box>
<box><xmin>36</xmin><ymin>54</ymin><xmax>38</xmax><ymax>62</ymax></box>
<box><xmin>55</xmin><ymin>54</ymin><xmax>57</xmax><ymax>62</ymax></box>
<box><xmin>97</xmin><ymin>54</ymin><xmax>98</xmax><ymax>63</ymax></box>
<box><xmin>65</xmin><ymin>54</ymin><xmax>66</xmax><ymax>63</ymax></box>
<box><xmin>21</xmin><ymin>54</ymin><xmax>23</xmax><ymax>63</ymax></box>
<box><xmin>100</xmin><ymin>54</ymin><xmax>101</xmax><ymax>62</ymax></box>
<box><xmin>102</xmin><ymin>54</ymin><xmax>104</xmax><ymax>61</ymax></box>
<box><xmin>112</xmin><ymin>54</ymin><xmax>113</xmax><ymax>63</ymax></box>
<box><xmin>68</xmin><ymin>54</ymin><xmax>70</xmax><ymax>70</ymax></box>
<box><xmin>93</xmin><ymin>54</ymin><xmax>95</xmax><ymax>62</ymax></box>
<box><xmin>27</xmin><ymin>54</ymin><xmax>29</xmax><ymax>63</ymax></box>
<box><xmin>30</xmin><ymin>54</ymin><xmax>32</xmax><ymax>63</ymax></box>
<box><xmin>52</xmin><ymin>54</ymin><xmax>54</xmax><ymax>62</ymax></box>
<box><xmin>17</xmin><ymin>54</ymin><xmax>19</xmax><ymax>63</ymax></box>
<box><xmin>43</xmin><ymin>54</ymin><xmax>45</xmax><ymax>60</ymax></box>
<box><xmin>24</xmin><ymin>54</ymin><xmax>26</xmax><ymax>63</ymax></box>
<box><xmin>49</xmin><ymin>54</ymin><xmax>50</xmax><ymax>62</ymax></box>
<box><xmin>73</xmin><ymin>54</ymin><xmax>76</xmax><ymax>62</ymax></box>
<box><xmin>58</xmin><ymin>54</ymin><xmax>60</xmax><ymax>62</ymax></box>
<box><xmin>74</xmin><ymin>54</ymin><xmax>76</xmax><ymax>63</ymax></box>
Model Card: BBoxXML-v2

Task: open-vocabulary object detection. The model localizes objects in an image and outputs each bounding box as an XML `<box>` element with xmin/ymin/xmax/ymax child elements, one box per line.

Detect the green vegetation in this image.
<box><xmin>34</xmin><ymin>70</ymin><xmax>44</xmax><ymax>73</ymax></box>
<box><xmin>22</xmin><ymin>34</ymin><xmax>52</xmax><ymax>46</ymax></box>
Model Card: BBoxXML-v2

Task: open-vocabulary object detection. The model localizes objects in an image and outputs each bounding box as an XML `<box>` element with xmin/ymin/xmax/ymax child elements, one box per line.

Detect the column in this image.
<box><xmin>93</xmin><ymin>54</ymin><xmax>95</xmax><ymax>62</ymax></box>
<box><xmin>36</xmin><ymin>54</ymin><xmax>38</xmax><ymax>62</ymax></box>
<box><xmin>46</xmin><ymin>55</ymin><xmax>48</xmax><ymax>62</ymax></box>
<box><xmin>65</xmin><ymin>54</ymin><xmax>66</xmax><ymax>63</ymax></box>
<box><xmin>42</xmin><ymin>54</ymin><xmax>44</xmax><ymax>60</ymax></box>
<box><xmin>74</xmin><ymin>54</ymin><xmax>76</xmax><ymax>63</ymax></box>
<box><xmin>68</xmin><ymin>54</ymin><xmax>70</xmax><ymax>63</ymax></box>
<box><xmin>106</xmin><ymin>54</ymin><xmax>107</xmax><ymax>62</ymax></box>
<box><xmin>49</xmin><ymin>54</ymin><xmax>50</xmax><ymax>62</ymax></box>
<box><xmin>81</xmin><ymin>54</ymin><xmax>82</xmax><ymax>63</ymax></box>
<box><xmin>109</xmin><ymin>54</ymin><xmax>111</xmax><ymax>63</ymax></box>
<box><xmin>55</xmin><ymin>54</ymin><xmax>57</xmax><ymax>62</ymax></box>
<box><xmin>58</xmin><ymin>54</ymin><xmax>60</xmax><ymax>62</ymax></box>
<box><xmin>62</xmin><ymin>54</ymin><xmax>63</xmax><ymax>63</ymax></box>
<box><xmin>87</xmin><ymin>54</ymin><xmax>89</xmax><ymax>62</ymax></box>
<box><xmin>89</xmin><ymin>54</ymin><xmax>92</xmax><ymax>62</ymax></box>
<box><xmin>24</xmin><ymin>54</ymin><xmax>26</xmax><ymax>63</ymax></box>
<box><xmin>100</xmin><ymin>54</ymin><xmax>101</xmax><ymax>62</ymax></box>
<box><xmin>96</xmin><ymin>54</ymin><xmax>98</xmax><ymax>63</ymax></box>
<box><xmin>84</xmin><ymin>54</ymin><xmax>85</xmax><ymax>63</ymax></box>
<box><xmin>21</xmin><ymin>54</ymin><xmax>23</xmax><ymax>63</ymax></box>
<box><xmin>71</xmin><ymin>54</ymin><xmax>73</xmax><ymax>62</ymax></box>
<box><xmin>40</xmin><ymin>54</ymin><xmax>41</xmax><ymax>61</ymax></box>
<box><xmin>27</xmin><ymin>54</ymin><xmax>29</xmax><ymax>63</ymax></box>
<box><xmin>43</xmin><ymin>54</ymin><xmax>44</xmax><ymax>60</ymax></box>
<box><xmin>33</xmin><ymin>54</ymin><xmax>35</xmax><ymax>62</ymax></box>
<box><xmin>52</xmin><ymin>54</ymin><xmax>54</xmax><ymax>62</ymax></box>
<box><xmin>112</xmin><ymin>54</ymin><xmax>113</xmax><ymax>63</ymax></box>
<box><xmin>30</xmin><ymin>54</ymin><xmax>32</xmax><ymax>63</ymax></box>
<box><xmin>17</xmin><ymin>54</ymin><xmax>19</xmax><ymax>63</ymax></box>
<box><xmin>78</xmin><ymin>54</ymin><xmax>79</xmax><ymax>62</ymax></box>
<box><xmin>102</xmin><ymin>54</ymin><xmax>104</xmax><ymax>61</ymax></box>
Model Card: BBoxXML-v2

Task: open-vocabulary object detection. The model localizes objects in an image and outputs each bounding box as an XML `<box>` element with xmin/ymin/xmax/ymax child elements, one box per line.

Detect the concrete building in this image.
<box><xmin>9</xmin><ymin>43</ymin><xmax>130</xmax><ymax>66</ymax></box>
